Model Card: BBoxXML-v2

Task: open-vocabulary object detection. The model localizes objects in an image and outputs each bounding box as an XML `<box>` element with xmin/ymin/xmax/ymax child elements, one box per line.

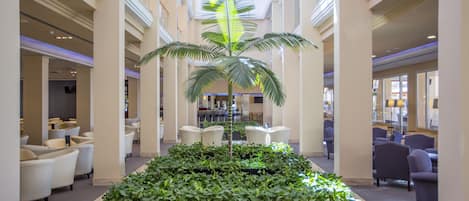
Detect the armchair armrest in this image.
<box><xmin>411</xmin><ymin>172</ymin><xmax>438</xmax><ymax>183</ymax></box>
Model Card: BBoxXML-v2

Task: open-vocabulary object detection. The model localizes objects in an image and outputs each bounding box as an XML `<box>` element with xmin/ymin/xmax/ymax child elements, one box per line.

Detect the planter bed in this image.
<box><xmin>103</xmin><ymin>143</ymin><xmax>356</xmax><ymax>201</ymax></box>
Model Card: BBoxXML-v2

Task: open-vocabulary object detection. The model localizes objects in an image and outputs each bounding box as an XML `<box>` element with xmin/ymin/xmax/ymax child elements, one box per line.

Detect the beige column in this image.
<box><xmin>271</xmin><ymin>0</ymin><xmax>284</xmax><ymax>126</ymax></box>
<box><xmin>177</xmin><ymin>60</ymin><xmax>189</xmax><ymax>127</ymax></box>
<box><xmin>283</xmin><ymin>49</ymin><xmax>300</xmax><ymax>143</ymax></box>
<box><xmin>163</xmin><ymin>0</ymin><xmax>178</xmax><ymax>143</ymax></box>
<box><xmin>22</xmin><ymin>56</ymin><xmax>49</xmax><ymax>145</ymax></box>
<box><xmin>406</xmin><ymin>71</ymin><xmax>417</xmax><ymax>131</ymax></box>
<box><xmin>127</xmin><ymin>77</ymin><xmax>138</xmax><ymax>118</ymax></box>
<box><xmin>299</xmin><ymin>0</ymin><xmax>324</xmax><ymax>157</ymax></box>
<box><xmin>76</xmin><ymin>67</ymin><xmax>93</xmax><ymax>132</ymax></box>
<box><xmin>333</xmin><ymin>0</ymin><xmax>373</xmax><ymax>185</ymax></box>
<box><xmin>187</xmin><ymin>66</ymin><xmax>199</xmax><ymax>126</ymax></box>
<box><xmin>140</xmin><ymin>0</ymin><xmax>161</xmax><ymax>157</ymax></box>
<box><xmin>92</xmin><ymin>0</ymin><xmax>126</xmax><ymax>185</ymax></box>
<box><xmin>439</xmin><ymin>1</ymin><xmax>469</xmax><ymax>200</ymax></box>
<box><xmin>0</xmin><ymin>0</ymin><xmax>20</xmax><ymax>199</ymax></box>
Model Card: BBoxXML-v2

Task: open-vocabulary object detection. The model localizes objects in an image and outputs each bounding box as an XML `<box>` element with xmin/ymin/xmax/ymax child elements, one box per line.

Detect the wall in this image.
<box><xmin>49</xmin><ymin>80</ymin><xmax>77</xmax><ymax>119</ymax></box>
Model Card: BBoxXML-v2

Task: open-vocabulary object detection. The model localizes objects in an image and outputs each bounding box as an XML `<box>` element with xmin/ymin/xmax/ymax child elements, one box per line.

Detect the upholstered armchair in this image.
<box><xmin>390</xmin><ymin>130</ymin><xmax>403</xmax><ymax>144</ymax></box>
<box><xmin>21</xmin><ymin>145</ymin><xmax>60</xmax><ymax>155</ymax></box>
<box><xmin>66</xmin><ymin>126</ymin><xmax>81</xmax><ymax>136</ymax></box>
<box><xmin>37</xmin><ymin>149</ymin><xmax>79</xmax><ymax>190</ymax></box>
<box><xmin>372</xmin><ymin>128</ymin><xmax>388</xmax><ymax>144</ymax></box>
<box><xmin>374</xmin><ymin>142</ymin><xmax>411</xmax><ymax>191</ymax></box>
<box><xmin>45</xmin><ymin>138</ymin><xmax>77</xmax><ymax>149</ymax></box>
<box><xmin>246</xmin><ymin>126</ymin><xmax>269</xmax><ymax>145</ymax></box>
<box><xmin>324</xmin><ymin>127</ymin><xmax>334</xmax><ymax>160</ymax></box>
<box><xmin>405</xmin><ymin>134</ymin><xmax>435</xmax><ymax>151</ymax></box>
<box><xmin>20</xmin><ymin>135</ymin><xmax>29</xmax><ymax>145</ymax></box>
<box><xmin>179</xmin><ymin>126</ymin><xmax>202</xmax><ymax>145</ymax></box>
<box><xmin>269</xmin><ymin>126</ymin><xmax>290</xmax><ymax>144</ymax></box>
<box><xmin>201</xmin><ymin>126</ymin><xmax>224</xmax><ymax>146</ymax></box>
<box><xmin>20</xmin><ymin>155</ymin><xmax>54</xmax><ymax>201</ymax></box>
<box><xmin>71</xmin><ymin>143</ymin><xmax>94</xmax><ymax>178</ymax></box>
<box><xmin>48</xmin><ymin>129</ymin><xmax>67</xmax><ymax>139</ymax></box>
<box><xmin>407</xmin><ymin>150</ymin><xmax>438</xmax><ymax>201</ymax></box>
<box><xmin>125</xmin><ymin>131</ymin><xmax>135</xmax><ymax>157</ymax></box>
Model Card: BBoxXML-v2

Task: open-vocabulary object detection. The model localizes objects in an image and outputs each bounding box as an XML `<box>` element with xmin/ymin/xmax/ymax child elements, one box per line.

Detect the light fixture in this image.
<box><xmin>372</xmin><ymin>55</ymin><xmax>377</xmax><ymax>58</ymax></box>
<box><xmin>427</xmin><ymin>35</ymin><xmax>437</xmax><ymax>39</ymax></box>
<box><xmin>55</xmin><ymin>36</ymin><xmax>73</xmax><ymax>40</ymax></box>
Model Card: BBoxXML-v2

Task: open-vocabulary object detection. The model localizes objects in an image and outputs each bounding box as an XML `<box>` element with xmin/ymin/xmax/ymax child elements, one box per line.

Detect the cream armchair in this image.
<box><xmin>201</xmin><ymin>126</ymin><xmax>224</xmax><ymax>147</ymax></box>
<box><xmin>246</xmin><ymin>126</ymin><xmax>270</xmax><ymax>145</ymax></box>
<box><xmin>71</xmin><ymin>136</ymin><xmax>93</xmax><ymax>144</ymax></box>
<box><xmin>66</xmin><ymin>126</ymin><xmax>80</xmax><ymax>136</ymax></box>
<box><xmin>81</xmin><ymin>131</ymin><xmax>94</xmax><ymax>138</ymax></box>
<box><xmin>20</xmin><ymin>135</ymin><xmax>29</xmax><ymax>145</ymax></box>
<box><xmin>21</xmin><ymin>145</ymin><xmax>60</xmax><ymax>155</ymax></box>
<box><xmin>125</xmin><ymin>131</ymin><xmax>135</xmax><ymax>157</ymax></box>
<box><xmin>71</xmin><ymin>144</ymin><xmax>94</xmax><ymax>178</ymax></box>
<box><xmin>20</xmin><ymin>157</ymin><xmax>54</xmax><ymax>201</ymax></box>
<box><xmin>44</xmin><ymin>138</ymin><xmax>77</xmax><ymax>149</ymax></box>
<box><xmin>269</xmin><ymin>126</ymin><xmax>290</xmax><ymax>144</ymax></box>
<box><xmin>48</xmin><ymin>129</ymin><xmax>66</xmax><ymax>139</ymax></box>
<box><xmin>37</xmin><ymin>149</ymin><xmax>79</xmax><ymax>190</ymax></box>
<box><xmin>179</xmin><ymin>126</ymin><xmax>202</xmax><ymax>145</ymax></box>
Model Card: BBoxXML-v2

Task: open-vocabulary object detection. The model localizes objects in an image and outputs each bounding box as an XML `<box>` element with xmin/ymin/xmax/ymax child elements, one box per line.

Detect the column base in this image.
<box><xmin>140</xmin><ymin>152</ymin><xmax>159</xmax><ymax>158</ymax></box>
<box><xmin>342</xmin><ymin>178</ymin><xmax>373</xmax><ymax>186</ymax></box>
<box><xmin>300</xmin><ymin>151</ymin><xmax>324</xmax><ymax>157</ymax></box>
<box><xmin>163</xmin><ymin>139</ymin><xmax>178</xmax><ymax>144</ymax></box>
<box><xmin>288</xmin><ymin>139</ymin><xmax>299</xmax><ymax>143</ymax></box>
<box><xmin>93</xmin><ymin>177</ymin><xmax>123</xmax><ymax>186</ymax></box>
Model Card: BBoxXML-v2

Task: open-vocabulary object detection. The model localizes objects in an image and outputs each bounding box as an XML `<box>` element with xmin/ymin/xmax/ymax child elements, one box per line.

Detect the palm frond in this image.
<box><xmin>237</xmin><ymin>33</ymin><xmax>316</xmax><ymax>55</ymax></box>
<box><xmin>138</xmin><ymin>42</ymin><xmax>224</xmax><ymax>66</ymax></box>
<box><xmin>253</xmin><ymin>65</ymin><xmax>285</xmax><ymax>106</ymax></box>
<box><xmin>186</xmin><ymin>66</ymin><xmax>225</xmax><ymax>102</ymax></box>
<box><xmin>201</xmin><ymin>32</ymin><xmax>227</xmax><ymax>48</ymax></box>
<box><xmin>214</xmin><ymin>56</ymin><xmax>264</xmax><ymax>88</ymax></box>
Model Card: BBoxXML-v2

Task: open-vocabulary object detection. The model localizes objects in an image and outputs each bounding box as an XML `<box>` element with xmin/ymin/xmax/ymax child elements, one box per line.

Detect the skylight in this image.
<box><xmin>189</xmin><ymin>0</ymin><xmax>272</xmax><ymax>19</ymax></box>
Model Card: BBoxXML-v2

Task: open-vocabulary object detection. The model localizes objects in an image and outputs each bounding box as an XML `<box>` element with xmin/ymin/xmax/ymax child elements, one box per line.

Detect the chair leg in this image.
<box><xmin>376</xmin><ymin>178</ymin><xmax>380</xmax><ymax>187</ymax></box>
<box><xmin>44</xmin><ymin>197</ymin><xmax>49</xmax><ymax>201</ymax></box>
<box><xmin>407</xmin><ymin>180</ymin><xmax>411</xmax><ymax>191</ymax></box>
<box><xmin>327</xmin><ymin>152</ymin><xmax>330</xmax><ymax>160</ymax></box>
<box><xmin>87</xmin><ymin>173</ymin><xmax>91</xmax><ymax>179</ymax></box>
<box><xmin>70</xmin><ymin>184</ymin><xmax>73</xmax><ymax>191</ymax></box>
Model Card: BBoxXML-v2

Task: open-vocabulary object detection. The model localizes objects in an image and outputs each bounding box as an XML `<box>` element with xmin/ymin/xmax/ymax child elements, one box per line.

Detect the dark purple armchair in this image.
<box><xmin>373</xmin><ymin>128</ymin><xmax>388</xmax><ymax>144</ymax></box>
<box><xmin>324</xmin><ymin>127</ymin><xmax>334</xmax><ymax>160</ymax></box>
<box><xmin>405</xmin><ymin>134</ymin><xmax>435</xmax><ymax>151</ymax></box>
<box><xmin>374</xmin><ymin>142</ymin><xmax>411</xmax><ymax>191</ymax></box>
<box><xmin>407</xmin><ymin>150</ymin><xmax>438</xmax><ymax>201</ymax></box>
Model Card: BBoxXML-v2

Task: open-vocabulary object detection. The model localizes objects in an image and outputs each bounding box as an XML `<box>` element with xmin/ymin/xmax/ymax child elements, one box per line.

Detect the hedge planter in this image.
<box><xmin>103</xmin><ymin>143</ymin><xmax>357</xmax><ymax>201</ymax></box>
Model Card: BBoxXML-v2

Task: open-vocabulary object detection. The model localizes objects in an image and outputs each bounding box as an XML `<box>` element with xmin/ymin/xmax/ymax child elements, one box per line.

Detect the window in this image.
<box><xmin>323</xmin><ymin>88</ymin><xmax>333</xmax><ymax>117</ymax></box>
<box><xmin>417</xmin><ymin>71</ymin><xmax>439</xmax><ymax>130</ymax></box>
<box><xmin>381</xmin><ymin>75</ymin><xmax>408</xmax><ymax>130</ymax></box>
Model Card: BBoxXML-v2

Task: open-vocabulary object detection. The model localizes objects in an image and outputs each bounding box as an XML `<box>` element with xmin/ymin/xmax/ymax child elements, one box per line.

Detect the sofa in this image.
<box><xmin>269</xmin><ymin>126</ymin><xmax>290</xmax><ymax>144</ymax></box>
<box><xmin>201</xmin><ymin>126</ymin><xmax>224</xmax><ymax>146</ymax></box>
<box><xmin>374</xmin><ymin>142</ymin><xmax>411</xmax><ymax>191</ymax></box>
<box><xmin>20</xmin><ymin>151</ymin><xmax>54</xmax><ymax>201</ymax></box>
<box><xmin>71</xmin><ymin>144</ymin><xmax>94</xmax><ymax>178</ymax></box>
<box><xmin>246</xmin><ymin>126</ymin><xmax>269</xmax><ymax>145</ymax></box>
<box><xmin>405</xmin><ymin>134</ymin><xmax>435</xmax><ymax>151</ymax></box>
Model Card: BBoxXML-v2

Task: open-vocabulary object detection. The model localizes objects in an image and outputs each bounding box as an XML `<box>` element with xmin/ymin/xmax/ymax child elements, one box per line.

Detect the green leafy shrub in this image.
<box><xmin>103</xmin><ymin>144</ymin><xmax>356</xmax><ymax>201</ymax></box>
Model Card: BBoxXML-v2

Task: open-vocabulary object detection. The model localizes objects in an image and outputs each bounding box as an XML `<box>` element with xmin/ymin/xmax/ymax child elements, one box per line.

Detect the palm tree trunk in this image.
<box><xmin>227</xmin><ymin>82</ymin><xmax>233</xmax><ymax>158</ymax></box>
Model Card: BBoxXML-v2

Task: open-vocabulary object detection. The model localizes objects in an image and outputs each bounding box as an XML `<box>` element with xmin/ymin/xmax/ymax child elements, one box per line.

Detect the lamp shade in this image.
<box><xmin>433</xmin><ymin>98</ymin><xmax>439</xmax><ymax>109</ymax></box>
<box><xmin>396</xmin><ymin>99</ymin><xmax>406</xmax><ymax>108</ymax></box>
<box><xmin>385</xmin><ymin>99</ymin><xmax>395</xmax><ymax>108</ymax></box>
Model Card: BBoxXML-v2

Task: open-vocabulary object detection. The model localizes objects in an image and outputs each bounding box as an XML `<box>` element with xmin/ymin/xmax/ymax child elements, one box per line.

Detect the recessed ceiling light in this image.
<box><xmin>49</xmin><ymin>31</ymin><xmax>55</xmax><ymax>35</ymax></box>
<box><xmin>427</xmin><ymin>35</ymin><xmax>437</xmax><ymax>39</ymax></box>
<box><xmin>372</xmin><ymin>55</ymin><xmax>377</xmax><ymax>58</ymax></box>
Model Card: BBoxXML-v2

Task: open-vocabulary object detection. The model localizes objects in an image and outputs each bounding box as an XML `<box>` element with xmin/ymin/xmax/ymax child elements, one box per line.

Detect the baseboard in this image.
<box><xmin>300</xmin><ymin>151</ymin><xmax>324</xmax><ymax>157</ymax></box>
<box><xmin>342</xmin><ymin>178</ymin><xmax>373</xmax><ymax>186</ymax></box>
<box><xmin>140</xmin><ymin>152</ymin><xmax>159</xmax><ymax>158</ymax></box>
<box><xmin>93</xmin><ymin>177</ymin><xmax>122</xmax><ymax>186</ymax></box>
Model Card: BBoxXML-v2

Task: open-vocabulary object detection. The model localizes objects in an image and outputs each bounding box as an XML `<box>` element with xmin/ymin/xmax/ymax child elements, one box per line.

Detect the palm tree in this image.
<box><xmin>138</xmin><ymin>0</ymin><xmax>315</xmax><ymax>157</ymax></box>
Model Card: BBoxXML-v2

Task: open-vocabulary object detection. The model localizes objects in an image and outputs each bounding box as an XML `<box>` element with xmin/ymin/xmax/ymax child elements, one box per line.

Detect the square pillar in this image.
<box><xmin>76</xmin><ymin>67</ymin><xmax>93</xmax><ymax>132</ymax></box>
<box><xmin>283</xmin><ymin>49</ymin><xmax>300</xmax><ymax>143</ymax></box>
<box><xmin>22</xmin><ymin>56</ymin><xmax>49</xmax><ymax>145</ymax></box>
<box><xmin>0</xmin><ymin>0</ymin><xmax>20</xmax><ymax>199</ymax></box>
<box><xmin>271</xmin><ymin>0</ymin><xmax>284</xmax><ymax>126</ymax></box>
<box><xmin>178</xmin><ymin>59</ymin><xmax>189</xmax><ymax>127</ymax></box>
<box><xmin>299</xmin><ymin>0</ymin><xmax>324</xmax><ymax>157</ymax></box>
<box><xmin>438</xmin><ymin>1</ymin><xmax>469</xmax><ymax>200</ymax></box>
<box><xmin>140</xmin><ymin>0</ymin><xmax>161</xmax><ymax>157</ymax></box>
<box><xmin>333</xmin><ymin>0</ymin><xmax>373</xmax><ymax>185</ymax></box>
<box><xmin>127</xmin><ymin>77</ymin><xmax>138</xmax><ymax>118</ymax></box>
<box><xmin>92</xmin><ymin>0</ymin><xmax>126</xmax><ymax>185</ymax></box>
